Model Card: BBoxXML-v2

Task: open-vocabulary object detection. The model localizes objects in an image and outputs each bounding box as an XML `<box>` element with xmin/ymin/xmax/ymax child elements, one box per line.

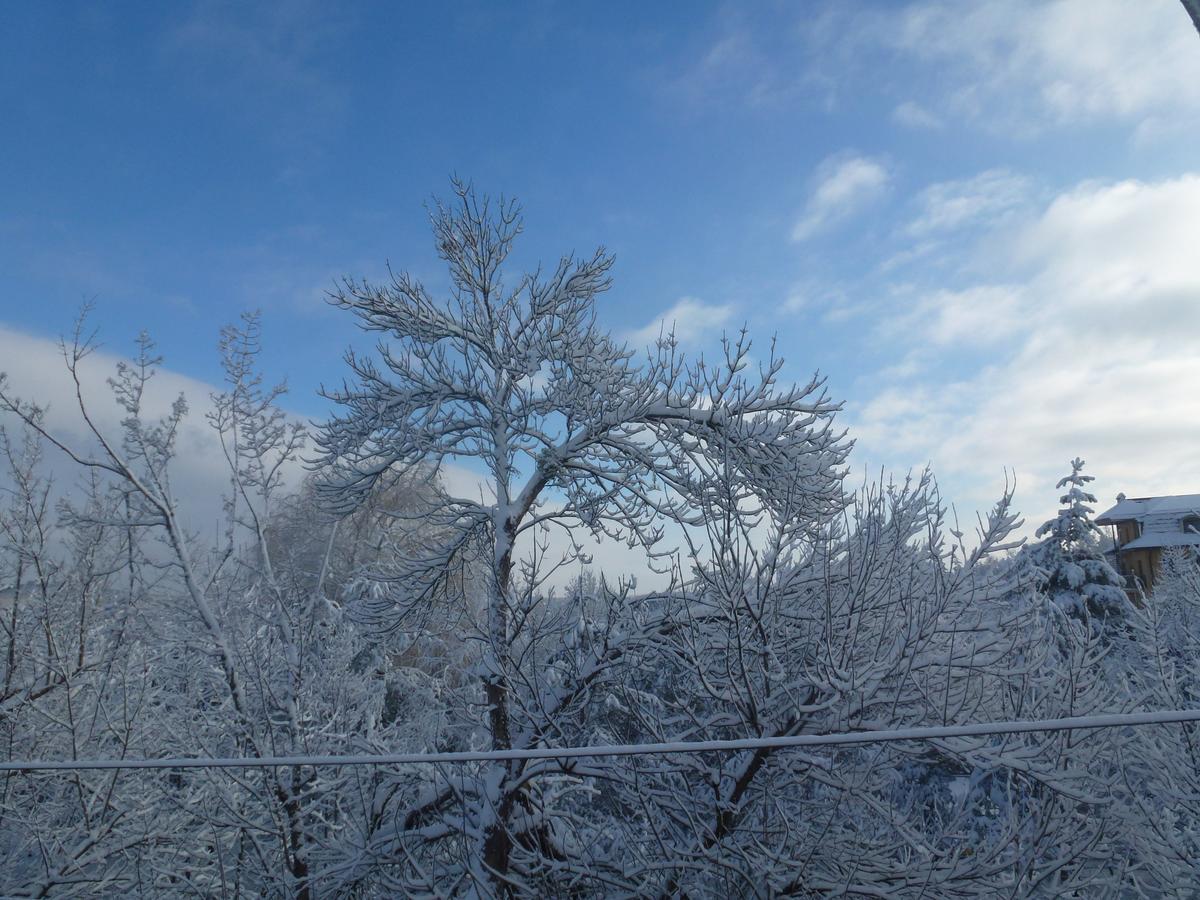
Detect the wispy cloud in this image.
<box><xmin>661</xmin><ymin>17</ymin><xmax>781</xmax><ymax>110</ymax></box>
<box><xmin>792</xmin><ymin>154</ymin><xmax>890</xmax><ymax>242</ymax></box>
<box><xmin>660</xmin><ymin>0</ymin><xmax>1199</xmax><ymax>139</ymax></box>
<box><xmin>883</xmin><ymin>0</ymin><xmax>1200</xmax><ymax>134</ymax></box>
<box><xmin>892</xmin><ymin>100</ymin><xmax>942</xmax><ymax>130</ymax></box>
<box><xmin>884</xmin><ymin>284</ymin><xmax>1027</xmax><ymax>347</ymax></box>
<box><xmin>628</xmin><ymin>297</ymin><xmax>734</xmax><ymax>347</ymax></box>
<box><xmin>159</xmin><ymin>1</ymin><xmax>349</xmax><ymax>159</ymax></box>
<box><xmin>783</xmin><ymin>280</ymin><xmax>855</xmax><ymax>320</ymax></box>
<box><xmin>905</xmin><ymin>169</ymin><xmax>1033</xmax><ymax>236</ymax></box>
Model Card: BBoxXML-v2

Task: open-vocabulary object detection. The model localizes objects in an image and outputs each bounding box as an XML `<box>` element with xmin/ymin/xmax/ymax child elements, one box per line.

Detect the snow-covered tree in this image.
<box><xmin>3</xmin><ymin>201</ymin><xmax>1192</xmax><ymax>897</ymax></box>
<box><xmin>0</xmin><ymin>416</ymin><xmax>163</xmax><ymax>896</ymax></box>
<box><xmin>587</xmin><ymin>466</ymin><xmax>1131</xmax><ymax>896</ymax></box>
<box><xmin>1027</xmin><ymin>458</ymin><xmax>1130</xmax><ymax>627</ymax></box>
<box><xmin>1114</xmin><ymin>548</ymin><xmax>1200</xmax><ymax>892</ymax></box>
<box><xmin>310</xmin><ymin>184</ymin><xmax>1143</xmax><ymax>896</ymax></box>
<box><xmin>313</xmin><ymin>179</ymin><xmax>851</xmax><ymax>892</ymax></box>
<box><xmin>0</xmin><ymin>314</ymin><xmax>433</xmax><ymax>897</ymax></box>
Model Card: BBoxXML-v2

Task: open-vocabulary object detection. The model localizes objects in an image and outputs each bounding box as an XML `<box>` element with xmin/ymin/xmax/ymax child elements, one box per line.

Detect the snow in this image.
<box><xmin>1095</xmin><ymin>492</ymin><xmax>1200</xmax><ymax>524</ymax></box>
<box><xmin>1121</xmin><ymin>532</ymin><xmax>1200</xmax><ymax>550</ymax></box>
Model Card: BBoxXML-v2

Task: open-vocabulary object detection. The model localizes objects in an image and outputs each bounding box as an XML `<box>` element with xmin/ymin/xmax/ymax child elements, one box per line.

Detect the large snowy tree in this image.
<box><xmin>313</xmin><ymin>180</ymin><xmax>852</xmax><ymax>890</ymax></box>
<box><xmin>310</xmin><ymin>184</ymin><xmax>1136</xmax><ymax>896</ymax></box>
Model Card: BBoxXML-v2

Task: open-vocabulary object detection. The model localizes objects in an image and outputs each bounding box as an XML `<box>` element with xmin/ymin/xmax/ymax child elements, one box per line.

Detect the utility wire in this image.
<box><xmin>3</xmin><ymin>708</ymin><xmax>1199</xmax><ymax>773</ymax></box>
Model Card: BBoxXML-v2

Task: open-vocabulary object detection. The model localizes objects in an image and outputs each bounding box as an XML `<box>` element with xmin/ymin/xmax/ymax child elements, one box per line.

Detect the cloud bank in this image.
<box><xmin>856</xmin><ymin>173</ymin><xmax>1200</xmax><ymax>530</ymax></box>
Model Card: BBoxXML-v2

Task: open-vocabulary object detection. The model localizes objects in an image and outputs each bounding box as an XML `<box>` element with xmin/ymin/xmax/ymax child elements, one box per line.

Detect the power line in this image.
<box><xmin>3</xmin><ymin>708</ymin><xmax>1198</xmax><ymax>773</ymax></box>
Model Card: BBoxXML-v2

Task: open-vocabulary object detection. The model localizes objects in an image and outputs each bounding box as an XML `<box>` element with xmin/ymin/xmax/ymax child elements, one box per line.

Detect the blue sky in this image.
<box><xmin>4</xmin><ymin>0</ymin><xmax>1200</xmax><ymax>536</ymax></box>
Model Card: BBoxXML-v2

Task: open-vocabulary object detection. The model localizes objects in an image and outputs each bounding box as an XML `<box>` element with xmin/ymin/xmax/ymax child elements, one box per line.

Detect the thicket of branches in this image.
<box><xmin>1</xmin><ymin>185</ymin><xmax>1197</xmax><ymax>897</ymax></box>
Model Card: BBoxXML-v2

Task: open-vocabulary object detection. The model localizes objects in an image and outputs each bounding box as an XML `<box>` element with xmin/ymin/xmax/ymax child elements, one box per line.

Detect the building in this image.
<box><xmin>1095</xmin><ymin>493</ymin><xmax>1200</xmax><ymax>591</ymax></box>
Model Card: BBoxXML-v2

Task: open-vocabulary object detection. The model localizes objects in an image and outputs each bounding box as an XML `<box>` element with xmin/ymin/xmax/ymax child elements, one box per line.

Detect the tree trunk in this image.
<box><xmin>481</xmin><ymin>520</ymin><xmax>516</xmax><ymax>891</ymax></box>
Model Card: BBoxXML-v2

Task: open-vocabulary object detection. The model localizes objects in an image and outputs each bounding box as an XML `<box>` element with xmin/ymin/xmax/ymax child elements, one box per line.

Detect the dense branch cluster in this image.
<box><xmin>1</xmin><ymin>186</ymin><xmax>1197</xmax><ymax>897</ymax></box>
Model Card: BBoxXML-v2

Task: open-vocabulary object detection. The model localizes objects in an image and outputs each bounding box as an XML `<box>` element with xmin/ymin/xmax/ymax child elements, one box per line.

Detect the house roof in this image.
<box><xmin>1096</xmin><ymin>493</ymin><xmax>1200</xmax><ymax>552</ymax></box>
<box><xmin>1122</xmin><ymin>533</ymin><xmax>1200</xmax><ymax>551</ymax></box>
<box><xmin>1095</xmin><ymin>494</ymin><xmax>1200</xmax><ymax>525</ymax></box>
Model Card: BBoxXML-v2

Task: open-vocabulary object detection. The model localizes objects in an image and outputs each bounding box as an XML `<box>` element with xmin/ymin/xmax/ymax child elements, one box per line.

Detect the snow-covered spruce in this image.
<box><xmin>1025</xmin><ymin>457</ymin><xmax>1131</xmax><ymax>627</ymax></box>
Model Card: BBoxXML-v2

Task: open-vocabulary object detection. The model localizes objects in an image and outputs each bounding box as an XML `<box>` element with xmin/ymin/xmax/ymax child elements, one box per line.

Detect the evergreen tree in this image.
<box><xmin>1029</xmin><ymin>457</ymin><xmax>1130</xmax><ymax>627</ymax></box>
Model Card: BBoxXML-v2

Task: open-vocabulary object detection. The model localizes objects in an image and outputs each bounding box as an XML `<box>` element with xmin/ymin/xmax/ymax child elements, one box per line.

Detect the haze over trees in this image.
<box><xmin>1</xmin><ymin>185</ymin><xmax>1198</xmax><ymax>897</ymax></box>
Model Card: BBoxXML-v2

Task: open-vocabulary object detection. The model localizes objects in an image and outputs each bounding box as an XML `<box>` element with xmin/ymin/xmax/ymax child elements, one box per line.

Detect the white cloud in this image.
<box><xmin>884</xmin><ymin>0</ymin><xmax>1200</xmax><ymax>133</ymax></box>
<box><xmin>891</xmin><ymin>284</ymin><xmax>1028</xmax><ymax>346</ymax></box>
<box><xmin>855</xmin><ymin>174</ymin><xmax>1200</xmax><ymax>533</ymax></box>
<box><xmin>1012</xmin><ymin>178</ymin><xmax>1200</xmax><ymax>305</ymax></box>
<box><xmin>661</xmin><ymin>0</ymin><xmax>1198</xmax><ymax>141</ymax></box>
<box><xmin>792</xmin><ymin>154</ymin><xmax>890</xmax><ymax>242</ymax></box>
<box><xmin>906</xmin><ymin>169</ymin><xmax>1033</xmax><ymax>236</ymax></box>
<box><xmin>783</xmin><ymin>292</ymin><xmax>807</xmax><ymax>313</ymax></box>
<box><xmin>892</xmin><ymin>100</ymin><xmax>942</xmax><ymax>129</ymax></box>
<box><xmin>628</xmin><ymin>297</ymin><xmax>734</xmax><ymax>347</ymax></box>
